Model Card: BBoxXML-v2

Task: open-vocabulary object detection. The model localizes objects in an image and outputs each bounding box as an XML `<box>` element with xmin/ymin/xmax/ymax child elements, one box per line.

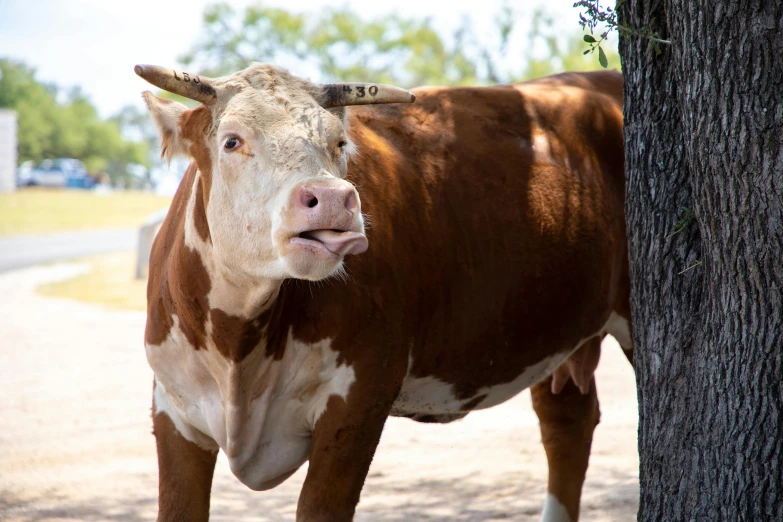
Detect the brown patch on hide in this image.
<box><xmin>181</xmin><ymin>106</ymin><xmax>215</xmax><ymax>209</ymax></box>
<box><xmin>210</xmin><ymin>309</ymin><xmax>268</xmax><ymax>362</ymax></box>
<box><xmin>174</xmin><ymin>245</ymin><xmax>211</xmax><ymax>351</ymax></box>
<box><xmin>152</xmin><ymin>402</ymin><xmax>217</xmax><ymax>522</ymax></box>
<box><xmin>145</xmin><ymin>270</ymin><xmax>174</xmax><ymax>347</ymax></box>
<box><xmin>145</xmin><ymin>163</ymin><xmax>212</xmax><ymax>350</ymax></box>
<box><xmin>192</xmin><ymin>176</ymin><xmax>211</xmax><ymax>243</ymax></box>
<box><xmin>145</xmin><ymin>161</ymin><xmax>192</xmax><ymax>347</ymax></box>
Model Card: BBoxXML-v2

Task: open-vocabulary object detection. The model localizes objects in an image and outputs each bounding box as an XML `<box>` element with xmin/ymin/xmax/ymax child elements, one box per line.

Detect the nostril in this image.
<box><xmin>344</xmin><ymin>191</ymin><xmax>358</xmax><ymax>213</ymax></box>
<box><xmin>300</xmin><ymin>190</ymin><xmax>318</xmax><ymax>209</ymax></box>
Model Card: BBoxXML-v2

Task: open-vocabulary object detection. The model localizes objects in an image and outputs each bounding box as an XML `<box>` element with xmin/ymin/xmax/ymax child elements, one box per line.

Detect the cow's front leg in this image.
<box><xmin>297</xmin><ymin>384</ymin><xmax>399</xmax><ymax>522</ymax></box>
<box><xmin>153</xmin><ymin>410</ymin><xmax>218</xmax><ymax>522</ymax></box>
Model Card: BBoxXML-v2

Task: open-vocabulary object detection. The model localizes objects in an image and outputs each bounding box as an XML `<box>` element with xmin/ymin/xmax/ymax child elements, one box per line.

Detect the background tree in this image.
<box><xmin>111</xmin><ymin>104</ymin><xmax>160</xmax><ymax>167</ymax></box>
<box><xmin>0</xmin><ymin>59</ymin><xmax>148</xmax><ymax>183</ymax></box>
<box><xmin>180</xmin><ymin>2</ymin><xmax>620</xmax><ymax>89</ymax></box>
<box><xmin>607</xmin><ymin>0</ymin><xmax>783</xmax><ymax>519</ymax></box>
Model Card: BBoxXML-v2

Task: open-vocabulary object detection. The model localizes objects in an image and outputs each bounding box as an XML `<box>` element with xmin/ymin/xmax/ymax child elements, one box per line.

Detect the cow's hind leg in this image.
<box><xmin>153</xmin><ymin>411</ymin><xmax>218</xmax><ymax>522</ymax></box>
<box><xmin>531</xmin><ymin>346</ymin><xmax>601</xmax><ymax>522</ymax></box>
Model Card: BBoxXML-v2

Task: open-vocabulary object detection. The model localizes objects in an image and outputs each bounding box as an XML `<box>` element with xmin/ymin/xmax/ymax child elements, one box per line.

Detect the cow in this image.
<box><xmin>136</xmin><ymin>62</ymin><xmax>632</xmax><ymax>522</ymax></box>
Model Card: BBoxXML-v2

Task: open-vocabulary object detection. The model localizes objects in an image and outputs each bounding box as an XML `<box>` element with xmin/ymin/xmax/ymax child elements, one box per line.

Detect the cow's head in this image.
<box><xmin>137</xmin><ymin>63</ymin><xmax>414</xmax><ymax>282</ymax></box>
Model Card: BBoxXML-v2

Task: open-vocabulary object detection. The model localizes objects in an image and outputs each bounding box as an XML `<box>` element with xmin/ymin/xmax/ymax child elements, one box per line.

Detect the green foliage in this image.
<box><xmin>181</xmin><ymin>2</ymin><xmax>619</xmax><ymax>88</ymax></box>
<box><xmin>574</xmin><ymin>0</ymin><xmax>670</xmax><ymax>66</ymax></box>
<box><xmin>182</xmin><ymin>3</ymin><xmax>480</xmax><ymax>87</ymax></box>
<box><xmin>516</xmin><ymin>9</ymin><xmax>620</xmax><ymax>81</ymax></box>
<box><xmin>598</xmin><ymin>46</ymin><xmax>608</xmax><ymax>68</ymax></box>
<box><xmin>0</xmin><ymin>59</ymin><xmax>149</xmax><ymax>180</ymax></box>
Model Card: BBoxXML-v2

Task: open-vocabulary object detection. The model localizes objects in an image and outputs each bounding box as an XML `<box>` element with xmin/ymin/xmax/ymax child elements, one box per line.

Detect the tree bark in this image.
<box><xmin>618</xmin><ymin>1</ymin><xmax>783</xmax><ymax>520</ymax></box>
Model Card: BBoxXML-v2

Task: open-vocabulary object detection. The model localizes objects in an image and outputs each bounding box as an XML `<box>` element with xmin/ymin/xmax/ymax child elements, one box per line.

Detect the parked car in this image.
<box><xmin>18</xmin><ymin>158</ymin><xmax>97</xmax><ymax>189</ymax></box>
<box><xmin>15</xmin><ymin>160</ymin><xmax>35</xmax><ymax>186</ymax></box>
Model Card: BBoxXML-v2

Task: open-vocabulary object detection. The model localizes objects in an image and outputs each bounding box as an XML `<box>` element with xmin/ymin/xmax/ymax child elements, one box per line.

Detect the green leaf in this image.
<box><xmin>583</xmin><ymin>49</ymin><xmax>591</xmax><ymax>55</ymax></box>
<box><xmin>583</xmin><ymin>34</ymin><xmax>596</xmax><ymax>43</ymax></box>
<box><xmin>598</xmin><ymin>46</ymin><xmax>608</xmax><ymax>68</ymax></box>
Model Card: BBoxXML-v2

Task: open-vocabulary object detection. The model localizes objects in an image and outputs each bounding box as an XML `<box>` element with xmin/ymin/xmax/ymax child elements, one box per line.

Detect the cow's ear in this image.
<box><xmin>142</xmin><ymin>91</ymin><xmax>189</xmax><ymax>163</ymax></box>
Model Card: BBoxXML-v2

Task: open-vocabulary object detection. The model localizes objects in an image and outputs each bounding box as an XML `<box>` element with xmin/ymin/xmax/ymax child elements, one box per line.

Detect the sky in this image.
<box><xmin>0</xmin><ymin>0</ymin><xmax>588</xmax><ymax>119</ymax></box>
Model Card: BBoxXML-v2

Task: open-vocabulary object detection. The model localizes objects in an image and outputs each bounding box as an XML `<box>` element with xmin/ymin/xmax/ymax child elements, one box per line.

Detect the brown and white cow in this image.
<box><xmin>137</xmin><ymin>62</ymin><xmax>632</xmax><ymax>522</ymax></box>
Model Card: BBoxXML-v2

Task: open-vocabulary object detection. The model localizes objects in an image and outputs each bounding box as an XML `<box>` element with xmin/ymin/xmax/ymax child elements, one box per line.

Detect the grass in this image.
<box><xmin>0</xmin><ymin>188</ymin><xmax>171</xmax><ymax>236</ymax></box>
<box><xmin>37</xmin><ymin>251</ymin><xmax>148</xmax><ymax>311</ymax></box>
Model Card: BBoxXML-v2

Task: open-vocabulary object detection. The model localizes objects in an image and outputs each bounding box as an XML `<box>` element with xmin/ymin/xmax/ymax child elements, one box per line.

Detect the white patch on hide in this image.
<box><xmin>474</xmin><ymin>353</ymin><xmax>564</xmax><ymax>409</ymax></box>
<box><xmin>604</xmin><ymin>311</ymin><xmax>632</xmax><ymax>348</ymax></box>
<box><xmin>540</xmin><ymin>493</ymin><xmax>573</xmax><ymax>522</ymax></box>
<box><xmin>392</xmin><ymin>316</ymin><xmax>620</xmax><ymax>417</ymax></box>
<box><xmin>391</xmin><ymin>353</ymin><xmax>564</xmax><ymax>416</ymax></box>
<box><xmin>296</xmin><ymin>335</ymin><xmax>357</xmax><ymax>427</ymax></box>
<box><xmin>154</xmin><ymin>375</ymin><xmax>219</xmax><ymax>452</ymax></box>
<box><xmin>391</xmin><ymin>375</ymin><xmax>465</xmax><ymax>415</ymax></box>
<box><xmin>146</xmin><ymin>322</ymin><xmax>354</xmax><ymax>491</ymax></box>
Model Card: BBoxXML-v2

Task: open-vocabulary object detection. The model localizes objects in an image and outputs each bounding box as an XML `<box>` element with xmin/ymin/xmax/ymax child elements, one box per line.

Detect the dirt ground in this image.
<box><xmin>0</xmin><ymin>263</ymin><xmax>639</xmax><ymax>522</ymax></box>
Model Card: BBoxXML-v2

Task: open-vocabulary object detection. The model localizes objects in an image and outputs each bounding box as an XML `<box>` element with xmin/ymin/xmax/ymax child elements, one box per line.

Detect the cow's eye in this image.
<box><xmin>337</xmin><ymin>140</ymin><xmax>346</xmax><ymax>148</ymax></box>
<box><xmin>224</xmin><ymin>137</ymin><xmax>241</xmax><ymax>150</ymax></box>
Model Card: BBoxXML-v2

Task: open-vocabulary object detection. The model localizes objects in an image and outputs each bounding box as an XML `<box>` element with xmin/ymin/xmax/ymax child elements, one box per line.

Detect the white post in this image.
<box><xmin>135</xmin><ymin>207</ymin><xmax>169</xmax><ymax>279</ymax></box>
<box><xmin>0</xmin><ymin>110</ymin><xmax>17</xmax><ymax>193</ymax></box>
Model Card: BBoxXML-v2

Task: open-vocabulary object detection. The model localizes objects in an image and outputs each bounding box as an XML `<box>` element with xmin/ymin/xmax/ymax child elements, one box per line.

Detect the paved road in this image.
<box><xmin>0</xmin><ymin>228</ymin><xmax>137</xmax><ymax>272</ymax></box>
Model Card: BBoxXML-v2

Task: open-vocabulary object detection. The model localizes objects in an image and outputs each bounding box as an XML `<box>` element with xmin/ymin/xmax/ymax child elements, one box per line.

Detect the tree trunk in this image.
<box><xmin>618</xmin><ymin>1</ymin><xmax>783</xmax><ymax>520</ymax></box>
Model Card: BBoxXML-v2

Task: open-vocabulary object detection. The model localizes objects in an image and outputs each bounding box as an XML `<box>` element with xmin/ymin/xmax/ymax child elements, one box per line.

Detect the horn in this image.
<box><xmin>320</xmin><ymin>83</ymin><xmax>415</xmax><ymax>108</ymax></box>
<box><xmin>134</xmin><ymin>64</ymin><xmax>217</xmax><ymax>105</ymax></box>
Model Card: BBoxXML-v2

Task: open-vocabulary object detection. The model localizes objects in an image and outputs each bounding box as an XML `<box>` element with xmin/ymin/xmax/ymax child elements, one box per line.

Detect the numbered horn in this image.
<box><xmin>134</xmin><ymin>64</ymin><xmax>217</xmax><ymax>105</ymax></box>
<box><xmin>320</xmin><ymin>83</ymin><xmax>415</xmax><ymax>108</ymax></box>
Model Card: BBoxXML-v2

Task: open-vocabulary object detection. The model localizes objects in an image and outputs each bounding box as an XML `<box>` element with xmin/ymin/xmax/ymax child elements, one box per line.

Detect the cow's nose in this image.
<box><xmin>296</xmin><ymin>185</ymin><xmax>358</xmax><ymax>215</ymax></box>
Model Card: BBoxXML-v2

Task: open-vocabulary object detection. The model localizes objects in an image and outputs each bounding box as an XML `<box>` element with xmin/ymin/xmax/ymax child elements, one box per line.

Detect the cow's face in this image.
<box><xmin>140</xmin><ymin>64</ymin><xmax>411</xmax><ymax>282</ymax></box>
<box><xmin>210</xmin><ymin>82</ymin><xmax>365</xmax><ymax>282</ymax></box>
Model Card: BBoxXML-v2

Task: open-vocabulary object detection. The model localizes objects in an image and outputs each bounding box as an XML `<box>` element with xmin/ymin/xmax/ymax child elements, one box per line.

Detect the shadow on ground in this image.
<box><xmin>1</xmin><ymin>466</ymin><xmax>637</xmax><ymax>522</ymax></box>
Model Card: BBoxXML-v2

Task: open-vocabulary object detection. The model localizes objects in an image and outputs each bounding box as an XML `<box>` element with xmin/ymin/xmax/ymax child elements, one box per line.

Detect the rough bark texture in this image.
<box><xmin>619</xmin><ymin>1</ymin><xmax>783</xmax><ymax>520</ymax></box>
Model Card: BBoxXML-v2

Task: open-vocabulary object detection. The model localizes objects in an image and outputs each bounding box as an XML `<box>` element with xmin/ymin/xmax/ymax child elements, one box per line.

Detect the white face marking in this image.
<box><xmin>605</xmin><ymin>311</ymin><xmax>632</xmax><ymax>348</ymax></box>
<box><xmin>540</xmin><ymin>493</ymin><xmax>573</xmax><ymax>522</ymax></box>
<box><xmin>204</xmin><ymin>89</ymin><xmax>361</xmax><ymax>284</ymax></box>
<box><xmin>182</xmin><ymin>170</ymin><xmax>280</xmax><ymax>318</ymax></box>
<box><xmin>147</xmin><ymin>325</ymin><xmax>355</xmax><ymax>491</ymax></box>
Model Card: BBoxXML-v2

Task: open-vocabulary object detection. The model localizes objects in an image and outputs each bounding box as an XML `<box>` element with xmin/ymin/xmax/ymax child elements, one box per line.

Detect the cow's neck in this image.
<box><xmin>167</xmin><ymin>169</ymin><xmax>284</xmax><ymax>361</ymax></box>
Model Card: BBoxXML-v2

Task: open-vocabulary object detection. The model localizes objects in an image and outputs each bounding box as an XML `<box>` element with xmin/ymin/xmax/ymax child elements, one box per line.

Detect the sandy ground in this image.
<box><xmin>0</xmin><ymin>263</ymin><xmax>639</xmax><ymax>521</ymax></box>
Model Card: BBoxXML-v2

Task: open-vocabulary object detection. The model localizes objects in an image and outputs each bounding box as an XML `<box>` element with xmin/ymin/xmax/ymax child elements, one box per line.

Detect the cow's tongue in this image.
<box><xmin>301</xmin><ymin>230</ymin><xmax>368</xmax><ymax>255</ymax></box>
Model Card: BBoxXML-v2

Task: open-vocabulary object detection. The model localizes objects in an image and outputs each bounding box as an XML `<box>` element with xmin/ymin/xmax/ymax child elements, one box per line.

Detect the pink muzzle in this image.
<box><xmin>289</xmin><ymin>183</ymin><xmax>368</xmax><ymax>256</ymax></box>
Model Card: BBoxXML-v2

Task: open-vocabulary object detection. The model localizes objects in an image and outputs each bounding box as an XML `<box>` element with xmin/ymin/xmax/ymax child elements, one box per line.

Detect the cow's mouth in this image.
<box><xmin>291</xmin><ymin>229</ymin><xmax>368</xmax><ymax>256</ymax></box>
